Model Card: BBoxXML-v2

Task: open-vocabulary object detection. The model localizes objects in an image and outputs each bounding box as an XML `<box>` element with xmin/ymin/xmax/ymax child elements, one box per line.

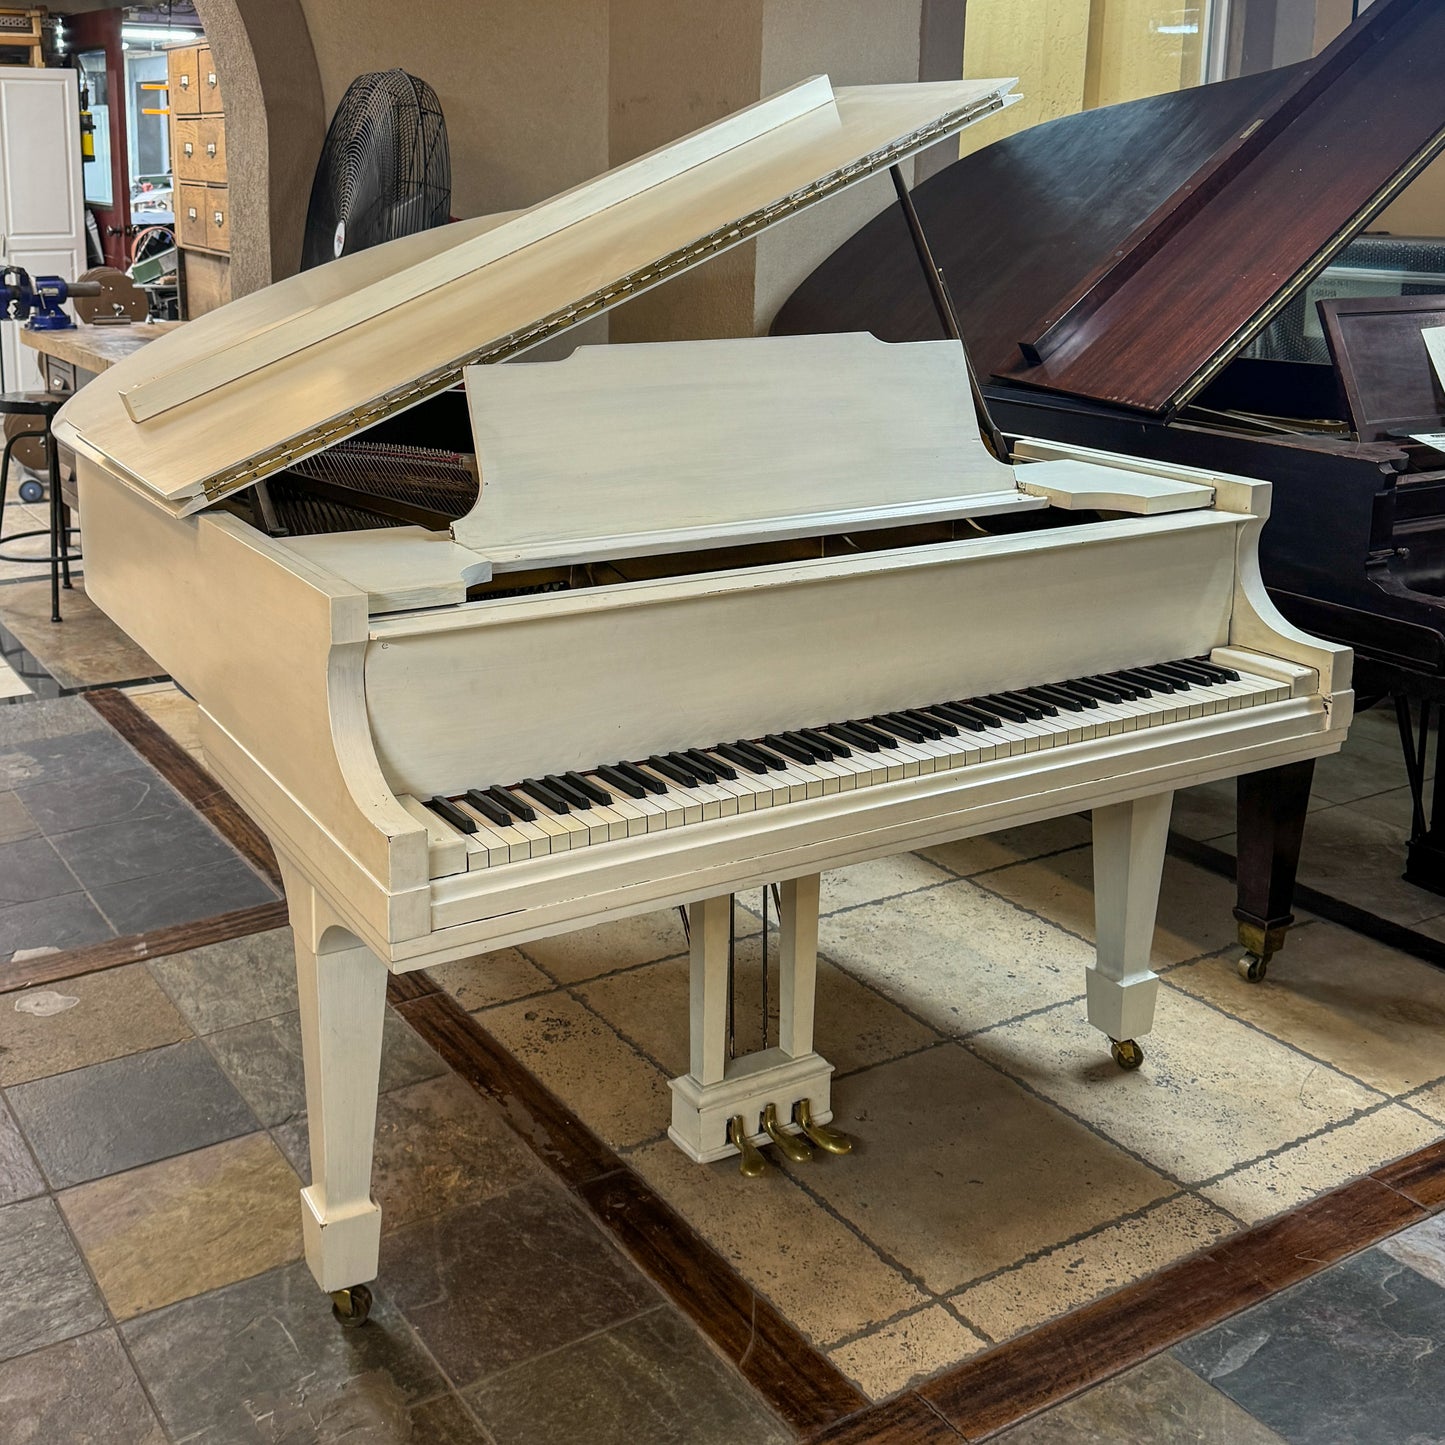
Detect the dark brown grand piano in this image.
<box><xmin>774</xmin><ymin>0</ymin><xmax>1445</xmax><ymax>977</ymax></box>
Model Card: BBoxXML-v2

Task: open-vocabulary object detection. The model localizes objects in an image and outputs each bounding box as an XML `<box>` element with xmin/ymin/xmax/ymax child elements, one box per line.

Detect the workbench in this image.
<box><xmin>22</xmin><ymin>320</ymin><xmax>182</xmax><ymax>395</ymax></box>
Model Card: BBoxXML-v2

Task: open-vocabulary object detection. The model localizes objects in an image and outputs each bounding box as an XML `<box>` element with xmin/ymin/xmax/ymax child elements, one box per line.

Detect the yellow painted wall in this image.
<box><xmin>1086</xmin><ymin>0</ymin><xmax>1204</xmax><ymax>109</ymax></box>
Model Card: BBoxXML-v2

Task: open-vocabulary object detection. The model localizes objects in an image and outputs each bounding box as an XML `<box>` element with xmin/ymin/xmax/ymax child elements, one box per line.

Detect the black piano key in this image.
<box><xmin>617</xmin><ymin>761</ymin><xmax>668</xmax><ymax>795</ymax></box>
<box><xmin>688</xmin><ymin>748</ymin><xmax>736</xmax><ymax>781</ymax></box>
<box><xmin>798</xmin><ymin>728</ymin><xmax>849</xmax><ymax>759</ymax></box>
<box><xmin>1071</xmin><ymin>678</ymin><xmax>1128</xmax><ymax>704</ymax></box>
<box><xmin>429</xmin><ymin>797</ymin><xmax>477</xmax><ymax>834</ymax></box>
<box><xmin>1002</xmin><ymin>690</ymin><xmax>1055</xmax><ymax>718</ymax></box>
<box><xmin>946</xmin><ymin>701</ymin><xmax>1005</xmax><ymax>728</ymax></box>
<box><xmin>544</xmin><ymin>774</ymin><xmax>595</xmax><ymax>810</ymax></box>
<box><xmin>463</xmin><ymin>789</ymin><xmax>513</xmax><ymax>828</ymax></box>
<box><xmin>647</xmin><ymin>754</ymin><xmax>699</xmax><ymax>787</ymax></box>
<box><xmin>897</xmin><ymin>710</ymin><xmax>945</xmax><ymax>740</ymax></box>
<box><xmin>1161</xmin><ymin>659</ymin><xmax>1220</xmax><ymax>687</ymax></box>
<box><xmin>487</xmin><ymin>785</ymin><xmax>537</xmax><ymax>823</ymax></box>
<box><xmin>1120</xmin><ymin>667</ymin><xmax>1178</xmax><ymax>694</ymax></box>
<box><xmin>926</xmin><ymin>702</ymin><xmax>987</xmax><ymax>732</ymax></box>
<box><xmin>868</xmin><ymin>714</ymin><xmax>925</xmax><ymax>744</ymax></box>
<box><xmin>822</xmin><ymin>722</ymin><xmax>880</xmax><ymax>754</ymax></box>
<box><xmin>1110</xmin><ymin>669</ymin><xmax>1167</xmax><ymax>695</ymax></box>
<box><xmin>778</xmin><ymin>731</ymin><xmax>832</xmax><ymax>762</ymax></box>
<box><xmin>714</xmin><ymin>742</ymin><xmax>769</xmax><ymax>775</ymax></box>
<box><xmin>909</xmin><ymin>708</ymin><xmax>959</xmax><ymax>737</ymax></box>
<box><xmin>991</xmin><ymin>692</ymin><xmax>1044</xmax><ymax>720</ymax></box>
<box><xmin>1191</xmin><ymin>656</ymin><xmax>1240</xmax><ymax>682</ymax></box>
<box><xmin>564</xmin><ymin>771</ymin><xmax>613</xmax><ymax>806</ymax></box>
<box><xmin>519</xmin><ymin>778</ymin><xmax>572</xmax><ymax>813</ymax></box>
<box><xmin>1048</xmin><ymin>682</ymin><xmax>1105</xmax><ymax>709</ymax></box>
<box><xmin>1023</xmin><ymin>684</ymin><xmax>1080</xmax><ymax>713</ymax></box>
<box><xmin>595</xmin><ymin>765</ymin><xmax>646</xmax><ymax>799</ymax></box>
<box><xmin>975</xmin><ymin>695</ymin><xmax>1030</xmax><ymax>724</ymax></box>
<box><xmin>762</xmin><ymin>733</ymin><xmax>816</xmax><ymax>765</ymax></box>
<box><xmin>1150</xmin><ymin>661</ymin><xmax>1209</xmax><ymax>688</ymax></box>
<box><xmin>669</xmin><ymin>750</ymin><xmax>716</xmax><ymax>784</ymax></box>
<box><xmin>848</xmin><ymin>720</ymin><xmax>902</xmax><ymax>749</ymax></box>
<box><xmin>734</xmin><ymin>740</ymin><xmax>788</xmax><ymax>771</ymax></box>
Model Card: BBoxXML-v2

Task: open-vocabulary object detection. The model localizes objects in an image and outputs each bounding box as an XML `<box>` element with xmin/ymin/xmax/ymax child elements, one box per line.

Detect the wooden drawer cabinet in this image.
<box><xmin>205</xmin><ymin>187</ymin><xmax>231</xmax><ymax>252</ymax></box>
<box><xmin>173</xmin><ymin>119</ymin><xmax>201</xmax><ymax>179</ymax></box>
<box><xmin>177</xmin><ymin>183</ymin><xmax>208</xmax><ymax>249</ymax></box>
<box><xmin>199</xmin><ymin>47</ymin><xmax>223</xmax><ymax>114</ymax></box>
<box><xmin>168</xmin><ymin>45</ymin><xmax>200</xmax><ymax>117</ymax></box>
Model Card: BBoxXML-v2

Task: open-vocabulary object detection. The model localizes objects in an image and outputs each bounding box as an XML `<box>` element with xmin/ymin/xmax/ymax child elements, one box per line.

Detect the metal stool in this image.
<box><xmin>0</xmin><ymin>392</ymin><xmax>78</xmax><ymax>623</ymax></box>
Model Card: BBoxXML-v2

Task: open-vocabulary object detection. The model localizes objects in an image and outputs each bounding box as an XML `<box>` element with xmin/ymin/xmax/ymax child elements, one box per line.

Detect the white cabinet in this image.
<box><xmin>0</xmin><ymin>68</ymin><xmax>84</xmax><ymax>393</ymax></box>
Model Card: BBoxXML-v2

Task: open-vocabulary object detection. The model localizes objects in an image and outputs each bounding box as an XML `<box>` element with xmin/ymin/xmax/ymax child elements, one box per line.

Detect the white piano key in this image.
<box><xmin>451</xmin><ymin>799</ymin><xmax>527</xmax><ymax>866</ymax></box>
<box><xmin>527</xmin><ymin>806</ymin><xmax>575</xmax><ymax>852</ymax></box>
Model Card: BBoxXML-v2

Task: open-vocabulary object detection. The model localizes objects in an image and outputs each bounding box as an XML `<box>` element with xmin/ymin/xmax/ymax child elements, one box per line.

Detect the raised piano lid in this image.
<box><xmin>54</xmin><ymin>73</ymin><xmax>1018</xmax><ymax>517</ymax></box>
<box><xmin>773</xmin><ymin>0</ymin><xmax>1445</xmax><ymax>419</ymax></box>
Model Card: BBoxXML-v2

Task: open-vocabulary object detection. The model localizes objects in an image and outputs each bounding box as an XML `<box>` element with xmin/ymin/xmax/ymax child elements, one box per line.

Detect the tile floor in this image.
<box><xmin>1</xmin><ymin>683</ymin><xmax>1444</xmax><ymax>1440</ymax></box>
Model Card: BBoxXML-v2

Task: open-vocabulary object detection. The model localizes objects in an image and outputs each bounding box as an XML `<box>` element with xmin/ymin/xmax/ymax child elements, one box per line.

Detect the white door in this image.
<box><xmin>0</xmin><ymin>68</ymin><xmax>84</xmax><ymax>393</ymax></box>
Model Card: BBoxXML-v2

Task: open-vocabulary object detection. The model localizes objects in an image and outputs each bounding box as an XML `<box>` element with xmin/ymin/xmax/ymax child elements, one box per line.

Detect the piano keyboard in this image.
<box><xmin>411</xmin><ymin>657</ymin><xmax>1288</xmax><ymax>870</ymax></box>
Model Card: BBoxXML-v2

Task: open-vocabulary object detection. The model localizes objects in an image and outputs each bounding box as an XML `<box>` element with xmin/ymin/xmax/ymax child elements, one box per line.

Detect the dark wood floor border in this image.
<box><xmin>0</xmin><ymin>900</ymin><xmax>290</xmax><ymax>995</ymax></box>
<box><xmin>396</xmin><ymin>987</ymin><xmax>866</xmax><ymax>1436</ymax></box>
<box><xmin>85</xmin><ymin>688</ymin><xmax>283</xmax><ymax>888</ymax></box>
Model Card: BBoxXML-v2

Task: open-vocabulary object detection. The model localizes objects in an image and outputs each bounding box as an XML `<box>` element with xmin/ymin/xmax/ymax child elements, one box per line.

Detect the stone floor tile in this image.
<box><xmin>0</xmin><ymin>577</ymin><xmax>160</xmax><ymax>692</ymax></box>
<box><xmin>427</xmin><ymin>946</ymin><xmax>553</xmax><ymax>1011</ymax></box>
<box><xmin>408</xmin><ymin>1394</ymin><xmax>495</xmax><ymax>1443</ymax></box>
<box><xmin>797</xmin><ymin>1045</ymin><xmax>1173</xmax><ymax>1294</ymax></box>
<box><xmin>59</xmin><ymin>1132</ymin><xmax>303</xmax><ymax>1320</ymax></box>
<box><xmin>1202</xmin><ymin>1106</ymin><xmax>1444</xmax><ymax>1225</ymax></box>
<box><xmin>481</xmin><ymin>990</ymin><xmax>671</xmax><ymax>1149</ymax></box>
<box><xmin>1409</xmin><ymin>1078</ymin><xmax>1445</xmax><ymax>1126</ymax></box>
<box><xmin>122</xmin><ymin>1259</ymin><xmax>445</xmax><ymax>1441</ymax></box>
<box><xmin>1168</xmin><ymin>921</ymin><xmax>1445</xmax><ymax>1098</ymax></box>
<box><xmin>1379</xmin><ymin>1212</ymin><xmax>1445</xmax><ymax>1288</ymax></box>
<box><xmin>381</xmin><ymin>1181</ymin><xmax>659</xmax><ymax>1386</ymax></box>
<box><xmin>0</xmin><ymin>1197</ymin><xmax>105</xmax><ymax>1363</ymax></box>
<box><xmin>8</xmin><ymin>1038</ymin><xmax>256</xmax><ymax>1187</ymax></box>
<box><xmin>124</xmin><ymin>682</ymin><xmax>202</xmax><ymax>754</ymax></box>
<box><xmin>628</xmin><ymin>1138</ymin><xmax>926</xmax><ymax>1348</ymax></box>
<box><xmin>517</xmin><ymin>908</ymin><xmax>688</xmax><ymax>984</ymax></box>
<box><xmin>0</xmin><ymin>1329</ymin><xmax>166</xmax><ymax>1445</ymax></box>
<box><xmin>1312</xmin><ymin>734</ymin><xmax>1410</xmax><ymax>804</ymax></box>
<box><xmin>919</xmin><ymin>813</ymin><xmax>1092</xmax><ymax>877</ymax></box>
<box><xmin>50</xmin><ymin>808</ymin><xmax>241</xmax><ymax>892</ymax></box>
<box><xmin>0</xmin><ymin>694</ymin><xmax>105</xmax><ymax>746</ymax></box>
<box><xmin>274</xmin><ymin>1073</ymin><xmax>542</xmax><ymax>1233</ymax></box>
<box><xmin>17</xmin><ymin>766</ymin><xmax>192</xmax><ymax>838</ymax></box>
<box><xmin>147</xmin><ymin>926</ymin><xmax>297</xmax><ymax>1033</ymax></box>
<box><xmin>1170</xmin><ymin>778</ymin><xmax>1239</xmax><ymax>843</ymax></box>
<box><xmin>972</xmin><ymin>989</ymin><xmax>1379</xmax><ymax>1186</ymax></box>
<box><xmin>952</xmin><ymin>1194</ymin><xmax>1236</xmax><ymax>1343</ymax></box>
<box><xmin>208</xmin><ymin>1005</ymin><xmax>445</xmax><ymax>1127</ymax></box>
<box><xmin>0</xmin><ymin>1096</ymin><xmax>43</xmax><ymax>1205</ymax></box>
<box><xmin>88</xmin><ymin>855</ymin><xmax>278</xmax><ymax>935</ymax></box>
<box><xmin>0</xmin><ymin>789</ymin><xmax>37</xmax><ymax>844</ymax></box>
<box><xmin>1347</xmin><ymin>784</ymin><xmax>1414</xmax><ymax>831</ymax></box>
<box><xmin>0</xmin><ymin>961</ymin><xmax>191</xmax><ymax>1086</ymax></box>
<box><xmin>827</xmin><ymin>1305</ymin><xmax>987</xmax><ymax>1400</ymax></box>
<box><xmin>976</xmin><ymin>848</ymin><xmax>1239</xmax><ymax>966</ymax></box>
<box><xmin>817</xmin><ymin>879</ymin><xmax>1091</xmax><ymax>1038</ymax></box>
<box><xmin>465</xmin><ymin>1307</ymin><xmax>788</xmax><ymax>1445</ymax></box>
<box><xmin>0</xmin><ymin>888</ymin><xmax>113</xmax><ymax>959</ymax></box>
<box><xmin>1348</xmin><ymin>704</ymin><xmax>1401</xmax><ymax>750</ymax></box>
<box><xmin>1175</xmin><ymin>1247</ymin><xmax>1445</xmax><ymax>1443</ymax></box>
<box><xmin>0</xmin><ymin>727</ymin><xmax>139</xmax><ymax>789</ymax></box>
<box><xmin>815</xmin><ymin>851</ymin><xmax>955</xmax><ymax>913</ymax></box>
<box><xmin>0</xmin><ymin>834</ymin><xmax>77</xmax><ymax>907</ymax></box>
<box><xmin>1292</xmin><ymin>805</ymin><xmax>1441</xmax><ymax>927</ymax></box>
<box><xmin>991</xmin><ymin>1353</ymin><xmax>1288</xmax><ymax>1444</ymax></box>
<box><xmin>581</xmin><ymin>930</ymin><xmax>938</xmax><ymax>1082</ymax></box>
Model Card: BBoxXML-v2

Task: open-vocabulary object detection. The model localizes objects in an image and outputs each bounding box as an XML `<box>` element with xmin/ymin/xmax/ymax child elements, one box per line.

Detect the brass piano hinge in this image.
<box><xmin>198</xmin><ymin>93</ymin><xmax>1007</xmax><ymax>504</ymax></box>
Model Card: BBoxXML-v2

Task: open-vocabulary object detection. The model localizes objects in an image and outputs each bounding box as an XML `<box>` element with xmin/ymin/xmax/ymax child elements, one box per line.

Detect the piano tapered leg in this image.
<box><xmin>1089</xmin><ymin>792</ymin><xmax>1171</xmax><ymax>1069</ymax></box>
<box><xmin>1233</xmin><ymin>758</ymin><xmax>1315</xmax><ymax>981</ymax></box>
<box><xmin>284</xmin><ymin>865</ymin><xmax>387</xmax><ymax>1321</ymax></box>
<box><xmin>669</xmin><ymin>878</ymin><xmax>837</xmax><ymax>1166</ymax></box>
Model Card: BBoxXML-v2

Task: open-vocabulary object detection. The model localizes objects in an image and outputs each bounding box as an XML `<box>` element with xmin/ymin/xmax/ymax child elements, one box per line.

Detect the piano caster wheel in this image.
<box><xmin>1238</xmin><ymin>952</ymin><xmax>1269</xmax><ymax>983</ymax></box>
<box><xmin>1110</xmin><ymin>1038</ymin><xmax>1144</xmax><ymax>1071</ymax></box>
<box><xmin>728</xmin><ymin>1115</ymin><xmax>768</xmax><ymax>1178</ymax></box>
<box><xmin>330</xmin><ymin>1284</ymin><xmax>373</xmax><ymax>1328</ymax></box>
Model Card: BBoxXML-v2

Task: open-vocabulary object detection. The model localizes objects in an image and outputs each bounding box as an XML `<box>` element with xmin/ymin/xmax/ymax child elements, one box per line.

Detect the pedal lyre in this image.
<box><xmin>796</xmin><ymin>1097</ymin><xmax>853</xmax><ymax>1155</ymax></box>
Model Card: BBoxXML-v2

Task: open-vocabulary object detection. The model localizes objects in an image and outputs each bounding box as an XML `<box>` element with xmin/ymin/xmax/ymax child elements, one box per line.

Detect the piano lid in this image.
<box><xmin>772</xmin><ymin>0</ymin><xmax>1445</xmax><ymax>420</ymax></box>
<box><xmin>56</xmin><ymin>74</ymin><xmax>1018</xmax><ymax>516</ymax></box>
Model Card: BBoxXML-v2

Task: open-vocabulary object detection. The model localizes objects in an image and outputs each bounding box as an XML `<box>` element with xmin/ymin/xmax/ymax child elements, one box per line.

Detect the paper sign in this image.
<box><xmin>1410</xmin><ymin>432</ymin><xmax>1445</xmax><ymax>454</ymax></box>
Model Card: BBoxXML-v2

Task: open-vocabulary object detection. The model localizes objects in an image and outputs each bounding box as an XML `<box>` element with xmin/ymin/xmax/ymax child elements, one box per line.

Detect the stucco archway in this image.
<box><xmin>192</xmin><ymin>0</ymin><xmax>326</xmax><ymax>293</ymax></box>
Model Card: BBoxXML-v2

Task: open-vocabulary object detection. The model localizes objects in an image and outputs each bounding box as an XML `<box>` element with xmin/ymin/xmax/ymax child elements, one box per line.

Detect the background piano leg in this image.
<box><xmin>1233</xmin><ymin>758</ymin><xmax>1315</xmax><ymax>981</ymax></box>
<box><xmin>669</xmin><ymin>879</ymin><xmax>836</xmax><ymax>1167</ymax></box>
<box><xmin>286</xmin><ymin>871</ymin><xmax>387</xmax><ymax>1320</ymax></box>
<box><xmin>1089</xmin><ymin>792</ymin><xmax>1171</xmax><ymax>1069</ymax></box>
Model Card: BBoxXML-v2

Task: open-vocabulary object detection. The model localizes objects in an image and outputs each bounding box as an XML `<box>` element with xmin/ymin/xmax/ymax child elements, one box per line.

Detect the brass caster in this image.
<box><xmin>1110</xmin><ymin>1038</ymin><xmax>1144</xmax><ymax>1071</ymax></box>
<box><xmin>795</xmin><ymin>1097</ymin><xmax>853</xmax><ymax>1155</ymax></box>
<box><xmin>330</xmin><ymin>1283</ymin><xmax>373</xmax><ymax>1328</ymax></box>
<box><xmin>1238</xmin><ymin>952</ymin><xmax>1269</xmax><ymax>983</ymax></box>
<box><xmin>763</xmin><ymin>1102</ymin><xmax>813</xmax><ymax>1163</ymax></box>
<box><xmin>728</xmin><ymin>1114</ymin><xmax>767</xmax><ymax>1177</ymax></box>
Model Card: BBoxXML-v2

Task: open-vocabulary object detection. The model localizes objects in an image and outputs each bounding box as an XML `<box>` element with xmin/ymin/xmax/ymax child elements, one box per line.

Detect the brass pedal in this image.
<box><xmin>728</xmin><ymin>1114</ymin><xmax>767</xmax><ymax>1177</ymax></box>
<box><xmin>796</xmin><ymin>1097</ymin><xmax>853</xmax><ymax>1155</ymax></box>
<box><xmin>763</xmin><ymin>1102</ymin><xmax>813</xmax><ymax>1163</ymax></box>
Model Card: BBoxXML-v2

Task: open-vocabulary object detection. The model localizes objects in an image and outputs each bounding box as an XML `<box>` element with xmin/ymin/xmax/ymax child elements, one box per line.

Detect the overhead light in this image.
<box><xmin>120</xmin><ymin>25</ymin><xmax>201</xmax><ymax>43</ymax></box>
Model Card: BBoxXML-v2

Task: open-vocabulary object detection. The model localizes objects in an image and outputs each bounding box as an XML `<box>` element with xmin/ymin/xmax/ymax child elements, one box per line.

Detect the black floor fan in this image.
<box><xmin>300</xmin><ymin>69</ymin><xmax>451</xmax><ymax>270</ymax></box>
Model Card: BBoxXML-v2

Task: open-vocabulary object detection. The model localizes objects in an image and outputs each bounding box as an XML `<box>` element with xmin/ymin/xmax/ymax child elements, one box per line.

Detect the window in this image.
<box><xmin>78</xmin><ymin>49</ymin><xmax>112</xmax><ymax>208</ymax></box>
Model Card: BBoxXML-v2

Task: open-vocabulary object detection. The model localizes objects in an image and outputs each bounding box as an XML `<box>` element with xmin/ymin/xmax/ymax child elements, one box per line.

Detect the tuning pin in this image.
<box><xmin>727</xmin><ymin>1114</ymin><xmax>767</xmax><ymax>1177</ymax></box>
<box><xmin>795</xmin><ymin>1098</ymin><xmax>854</xmax><ymax>1155</ymax></box>
<box><xmin>763</xmin><ymin>1102</ymin><xmax>813</xmax><ymax>1163</ymax></box>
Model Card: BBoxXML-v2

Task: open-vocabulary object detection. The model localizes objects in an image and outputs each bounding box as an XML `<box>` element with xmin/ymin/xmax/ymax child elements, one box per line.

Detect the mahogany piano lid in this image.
<box><xmin>774</xmin><ymin>0</ymin><xmax>1445</xmax><ymax>419</ymax></box>
<box><xmin>54</xmin><ymin>74</ymin><xmax>1017</xmax><ymax>517</ymax></box>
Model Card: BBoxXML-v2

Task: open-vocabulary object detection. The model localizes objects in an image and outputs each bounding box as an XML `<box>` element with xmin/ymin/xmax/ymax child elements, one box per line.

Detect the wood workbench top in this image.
<box><xmin>22</xmin><ymin>320</ymin><xmax>183</xmax><ymax>374</ymax></box>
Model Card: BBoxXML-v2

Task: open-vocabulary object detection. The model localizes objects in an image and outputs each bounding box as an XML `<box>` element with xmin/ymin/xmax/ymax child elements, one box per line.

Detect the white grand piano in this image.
<box><xmin>56</xmin><ymin>75</ymin><xmax>1352</xmax><ymax>1324</ymax></box>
